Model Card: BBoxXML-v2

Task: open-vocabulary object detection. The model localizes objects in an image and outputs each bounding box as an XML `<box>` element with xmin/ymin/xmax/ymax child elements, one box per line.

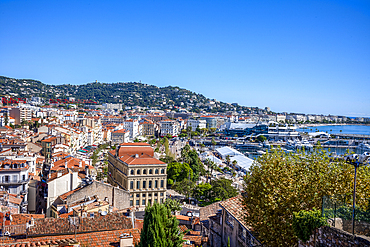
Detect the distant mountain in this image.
<box><xmin>0</xmin><ymin>76</ymin><xmax>263</xmax><ymax>113</ymax></box>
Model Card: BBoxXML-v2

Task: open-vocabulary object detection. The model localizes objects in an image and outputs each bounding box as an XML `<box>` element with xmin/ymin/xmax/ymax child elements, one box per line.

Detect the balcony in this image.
<box><xmin>0</xmin><ymin>178</ymin><xmax>30</xmax><ymax>185</ymax></box>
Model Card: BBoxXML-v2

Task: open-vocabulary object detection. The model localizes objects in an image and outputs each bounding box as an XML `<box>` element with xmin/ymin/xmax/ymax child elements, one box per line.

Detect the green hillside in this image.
<box><xmin>0</xmin><ymin>76</ymin><xmax>261</xmax><ymax>113</ymax></box>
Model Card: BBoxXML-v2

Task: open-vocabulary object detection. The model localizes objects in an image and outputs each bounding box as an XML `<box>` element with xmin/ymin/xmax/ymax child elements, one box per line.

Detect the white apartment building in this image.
<box><xmin>187</xmin><ymin>119</ymin><xmax>207</xmax><ymax>131</ymax></box>
<box><xmin>0</xmin><ymin>159</ymin><xmax>30</xmax><ymax>213</ymax></box>
<box><xmin>46</xmin><ymin>169</ymin><xmax>81</xmax><ymax>217</ymax></box>
<box><xmin>159</xmin><ymin>120</ymin><xmax>180</xmax><ymax>137</ymax></box>
<box><xmin>124</xmin><ymin>119</ymin><xmax>139</xmax><ymax>140</ymax></box>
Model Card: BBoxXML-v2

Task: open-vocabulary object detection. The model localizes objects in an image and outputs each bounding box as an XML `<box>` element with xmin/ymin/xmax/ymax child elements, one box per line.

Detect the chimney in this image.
<box><xmin>131</xmin><ymin>210</ymin><xmax>135</xmax><ymax>229</ymax></box>
<box><xmin>135</xmin><ymin>154</ymin><xmax>139</xmax><ymax>158</ymax></box>
<box><xmin>65</xmin><ymin>160</ymin><xmax>68</xmax><ymax>168</ymax></box>
<box><xmin>79</xmin><ymin>160</ymin><xmax>82</xmax><ymax>167</ymax></box>
<box><xmin>115</xmin><ymin>145</ymin><xmax>120</xmax><ymax>157</ymax></box>
<box><xmin>120</xmin><ymin>233</ymin><xmax>133</xmax><ymax>247</ymax></box>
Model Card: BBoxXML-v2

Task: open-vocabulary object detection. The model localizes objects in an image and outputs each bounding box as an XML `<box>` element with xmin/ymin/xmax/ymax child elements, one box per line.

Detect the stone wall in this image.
<box><xmin>343</xmin><ymin>219</ymin><xmax>370</xmax><ymax>237</ymax></box>
<box><xmin>27</xmin><ymin>212</ymin><xmax>132</xmax><ymax>236</ymax></box>
<box><xmin>66</xmin><ymin>181</ymin><xmax>130</xmax><ymax>210</ymax></box>
<box><xmin>298</xmin><ymin>226</ymin><xmax>370</xmax><ymax>247</ymax></box>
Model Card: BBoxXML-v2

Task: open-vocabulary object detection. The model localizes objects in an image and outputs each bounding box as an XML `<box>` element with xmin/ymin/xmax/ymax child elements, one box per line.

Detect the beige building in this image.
<box><xmin>140</xmin><ymin>119</ymin><xmax>157</xmax><ymax>137</ymax></box>
<box><xmin>107</xmin><ymin>143</ymin><xmax>167</xmax><ymax>209</ymax></box>
<box><xmin>111</xmin><ymin>129</ymin><xmax>130</xmax><ymax>144</ymax></box>
<box><xmin>9</xmin><ymin>107</ymin><xmax>32</xmax><ymax>124</ymax></box>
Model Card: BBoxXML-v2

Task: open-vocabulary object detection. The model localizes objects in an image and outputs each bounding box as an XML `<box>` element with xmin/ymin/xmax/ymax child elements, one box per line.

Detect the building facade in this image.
<box><xmin>107</xmin><ymin>143</ymin><xmax>167</xmax><ymax>209</ymax></box>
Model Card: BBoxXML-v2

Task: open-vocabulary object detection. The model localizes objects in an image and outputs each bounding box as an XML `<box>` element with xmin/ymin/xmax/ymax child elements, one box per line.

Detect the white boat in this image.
<box><xmin>356</xmin><ymin>142</ymin><xmax>370</xmax><ymax>153</ymax></box>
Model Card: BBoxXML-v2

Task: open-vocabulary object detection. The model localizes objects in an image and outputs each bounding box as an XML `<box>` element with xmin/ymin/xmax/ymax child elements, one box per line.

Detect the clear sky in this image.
<box><xmin>1</xmin><ymin>0</ymin><xmax>369</xmax><ymax>117</ymax></box>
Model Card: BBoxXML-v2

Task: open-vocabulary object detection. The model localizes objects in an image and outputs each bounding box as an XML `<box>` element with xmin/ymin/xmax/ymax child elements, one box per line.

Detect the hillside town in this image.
<box><xmin>0</xmin><ymin>99</ymin><xmax>368</xmax><ymax>247</ymax></box>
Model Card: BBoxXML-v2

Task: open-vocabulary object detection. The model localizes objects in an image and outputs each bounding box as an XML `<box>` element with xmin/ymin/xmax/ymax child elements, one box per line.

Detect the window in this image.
<box><xmin>136</xmin><ymin>194</ymin><xmax>140</xmax><ymax>197</ymax></box>
<box><xmin>142</xmin><ymin>199</ymin><xmax>146</xmax><ymax>205</ymax></box>
<box><xmin>137</xmin><ymin>181</ymin><xmax>140</xmax><ymax>189</ymax></box>
<box><xmin>130</xmin><ymin>181</ymin><xmax>134</xmax><ymax>189</ymax></box>
<box><xmin>148</xmin><ymin>199</ymin><xmax>152</xmax><ymax>205</ymax></box>
<box><xmin>137</xmin><ymin>169</ymin><xmax>141</xmax><ymax>175</ymax></box>
<box><xmin>143</xmin><ymin>181</ymin><xmax>146</xmax><ymax>189</ymax></box>
<box><xmin>149</xmin><ymin>169</ymin><xmax>153</xmax><ymax>174</ymax></box>
<box><xmin>136</xmin><ymin>200</ymin><xmax>139</xmax><ymax>206</ymax></box>
<box><xmin>226</xmin><ymin>212</ymin><xmax>234</xmax><ymax>228</ymax></box>
<box><xmin>130</xmin><ymin>200</ymin><xmax>133</xmax><ymax>206</ymax></box>
<box><xmin>143</xmin><ymin>194</ymin><xmax>146</xmax><ymax>197</ymax></box>
<box><xmin>22</xmin><ymin>175</ymin><xmax>26</xmax><ymax>181</ymax></box>
<box><xmin>149</xmin><ymin>193</ymin><xmax>152</xmax><ymax>197</ymax></box>
<box><xmin>155</xmin><ymin>169</ymin><xmax>159</xmax><ymax>174</ymax></box>
<box><xmin>155</xmin><ymin>180</ymin><xmax>158</xmax><ymax>188</ymax></box>
<box><xmin>149</xmin><ymin>181</ymin><xmax>152</xmax><ymax>188</ymax></box>
<box><xmin>130</xmin><ymin>170</ymin><xmax>134</xmax><ymax>175</ymax></box>
<box><xmin>143</xmin><ymin>169</ymin><xmax>147</xmax><ymax>174</ymax></box>
<box><xmin>161</xmin><ymin>169</ymin><xmax>165</xmax><ymax>174</ymax></box>
<box><xmin>4</xmin><ymin>176</ymin><xmax>9</xmax><ymax>182</ymax></box>
<box><xmin>160</xmin><ymin>180</ymin><xmax>164</xmax><ymax>188</ymax></box>
<box><xmin>160</xmin><ymin>193</ymin><xmax>164</xmax><ymax>196</ymax></box>
<box><xmin>154</xmin><ymin>193</ymin><xmax>158</xmax><ymax>197</ymax></box>
<box><xmin>160</xmin><ymin>199</ymin><xmax>163</xmax><ymax>203</ymax></box>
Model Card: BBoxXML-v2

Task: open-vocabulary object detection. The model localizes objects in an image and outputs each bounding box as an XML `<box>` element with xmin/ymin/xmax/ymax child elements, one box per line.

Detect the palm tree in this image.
<box><xmin>232</xmin><ymin>160</ymin><xmax>237</xmax><ymax>170</ymax></box>
<box><xmin>226</xmin><ymin>155</ymin><xmax>230</xmax><ymax>166</ymax></box>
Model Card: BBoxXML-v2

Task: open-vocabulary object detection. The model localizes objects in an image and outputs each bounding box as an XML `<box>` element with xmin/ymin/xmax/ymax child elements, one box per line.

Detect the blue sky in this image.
<box><xmin>0</xmin><ymin>0</ymin><xmax>369</xmax><ymax>117</ymax></box>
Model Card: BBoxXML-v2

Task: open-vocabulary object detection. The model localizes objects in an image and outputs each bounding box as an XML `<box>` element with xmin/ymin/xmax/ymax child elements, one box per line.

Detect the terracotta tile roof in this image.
<box><xmin>199</xmin><ymin>201</ymin><xmax>221</xmax><ymax>221</ymax></box>
<box><xmin>112</xmin><ymin>129</ymin><xmax>129</xmax><ymax>133</ymax></box>
<box><xmin>51</xmin><ymin>157</ymin><xmax>93</xmax><ymax>171</ymax></box>
<box><xmin>118</xmin><ymin>154</ymin><xmax>166</xmax><ymax>165</ymax></box>
<box><xmin>179</xmin><ymin>225</ymin><xmax>188</xmax><ymax>233</ymax></box>
<box><xmin>175</xmin><ymin>215</ymin><xmax>191</xmax><ymax>221</ymax></box>
<box><xmin>58</xmin><ymin>187</ymin><xmax>83</xmax><ymax>201</ymax></box>
<box><xmin>219</xmin><ymin>195</ymin><xmax>250</xmax><ymax>229</ymax></box>
<box><xmin>11</xmin><ymin>214</ymin><xmax>45</xmax><ymax>225</ymax></box>
<box><xmin>0</xmin><ymin>228</ymin><xmax>140</xmax><ymax>247</ymax></box>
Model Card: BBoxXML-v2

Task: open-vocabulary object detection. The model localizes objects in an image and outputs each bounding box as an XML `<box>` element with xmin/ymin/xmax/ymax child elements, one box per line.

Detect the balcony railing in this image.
<box><xmin>0</xmin><ymin>178</ymin><xmax>30</xmax><ymax>185</ymax></box>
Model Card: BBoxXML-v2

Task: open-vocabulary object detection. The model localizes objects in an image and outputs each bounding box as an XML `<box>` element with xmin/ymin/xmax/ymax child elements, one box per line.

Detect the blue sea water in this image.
<box><xmin>297</xmin><ymin>125</ymin><xmax>370</xmax><ymax>135</ymax></box>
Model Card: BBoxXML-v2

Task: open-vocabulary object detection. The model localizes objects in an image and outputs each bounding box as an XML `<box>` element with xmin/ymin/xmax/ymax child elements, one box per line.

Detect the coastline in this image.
<box><xmin>297</xmin><ymin>123</ymin><xmax>370</xmax><ymax>128</ymax></box>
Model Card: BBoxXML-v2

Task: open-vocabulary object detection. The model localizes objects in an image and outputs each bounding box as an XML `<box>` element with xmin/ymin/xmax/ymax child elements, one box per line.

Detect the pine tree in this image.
<box><xmin>137</xmin><ymin>203</ymin><xmax>184</xmax><ymax>247</ymax></box>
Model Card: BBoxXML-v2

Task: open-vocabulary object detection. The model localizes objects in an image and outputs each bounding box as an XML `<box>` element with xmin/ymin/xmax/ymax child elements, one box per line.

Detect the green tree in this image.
<box><xmin>242</xmin><ymin>147</ymin><xmax>369</xmax><ymax>246</ymax></box>
<box><xmin>172</xmin><ymin>179</ymin><xmax>195</xmax><ymax>201</ymax></box>
<box><xmin>137</xmin><ymin>203</ymin><xmax>184</xmax><ymax>247</ymax></box>
<box><xmin>256</xmin><ymin>135</ymin><xmax>267</xmax><ymax>142</ymax></box>
<box><xmin>163</xmin><ymin>198</ymin><xmax>182</xmax><ymax>214</ymax></box>
<box><xmin>211</xmin><ymin>178</ymin><xmax>238</xmax><ymax>201</ymax></box>
<box><xmin>193</xmin><ymin>182</ymin><xmax>212</xmax><ymax>203</ymax></box>
<box><xmin>180</xmin><ymin>145</ymin><xmax>205</xmax><ymax>181</ymax></box>
<box><xmin>167</xmin><ymin>162</ymin><xmax>193</xmax><ymax>183</ymax></box>
<box><xmin>292</xmin><ymin>208</ymin><xmax>328</xmax><ymax>242</ymax></box>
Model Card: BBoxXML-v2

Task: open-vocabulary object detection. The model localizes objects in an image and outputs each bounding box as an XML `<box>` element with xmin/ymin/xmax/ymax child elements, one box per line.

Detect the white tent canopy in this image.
<box><xmin>216</xmin><ymin>146</ymin><xmax>243</xmax><ymax>159</ymax></box>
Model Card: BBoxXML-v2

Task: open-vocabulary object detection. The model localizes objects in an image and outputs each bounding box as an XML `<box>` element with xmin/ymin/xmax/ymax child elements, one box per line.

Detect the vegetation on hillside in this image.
<box><xmin>0</xmin><ymin>76</ymin><xmax>262</xmax><ymax>113</ymax></box>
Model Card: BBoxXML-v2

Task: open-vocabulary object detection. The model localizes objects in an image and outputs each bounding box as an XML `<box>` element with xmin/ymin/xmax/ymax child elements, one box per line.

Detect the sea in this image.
<box><xmin>296</xmin><ymin>125</ymin><xmax>370</xmax><ymax>135</ymax></box>
<box><xmin>297</xmin><ymin>124</ymin><xmax>370</xmax><ymax>155</ymax></box>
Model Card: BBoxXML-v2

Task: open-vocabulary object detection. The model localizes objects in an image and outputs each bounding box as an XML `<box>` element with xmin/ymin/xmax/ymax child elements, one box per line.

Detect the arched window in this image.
<box><xmin>130</xmin><ymin>170</ymin><xmax>134</xmax><ymax>175</ymax></box>
<box><xmin>143</xmin><ymin>169</ymin><xmax>147</xmax><ymax>174</ymax></box>
<box><xmin>161</xmin><ymin>169</ymin><xmax>165</xmax><ymax>174</ymax></box>
<box><xmin>149</xmin><ymin>169</ymin><xmax>153</xmax><ymax>174</ymax></box>
<box><xmin>137</xmin><ymin>169</ymin><xmax>141</xmax><ymax>175</ymax></box>
<box><xmin>155</xmin><ymin>169</ymin><xmax>159</xmax><ymax>174</ymax></box>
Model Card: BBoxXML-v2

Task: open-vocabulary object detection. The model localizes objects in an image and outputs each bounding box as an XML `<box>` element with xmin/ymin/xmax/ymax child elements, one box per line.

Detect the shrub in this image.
<box><xmin>293</xmin><ymin>208</ymin><xmax>328</xmax><ymax>242</ymax></box>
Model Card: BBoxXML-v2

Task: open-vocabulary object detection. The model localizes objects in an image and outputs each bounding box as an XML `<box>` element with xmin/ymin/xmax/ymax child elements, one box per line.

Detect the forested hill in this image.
<box><xmin>0</xmin><ymin>76</ymin><xmax>261</xmax><ymax>113</ymax></box>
